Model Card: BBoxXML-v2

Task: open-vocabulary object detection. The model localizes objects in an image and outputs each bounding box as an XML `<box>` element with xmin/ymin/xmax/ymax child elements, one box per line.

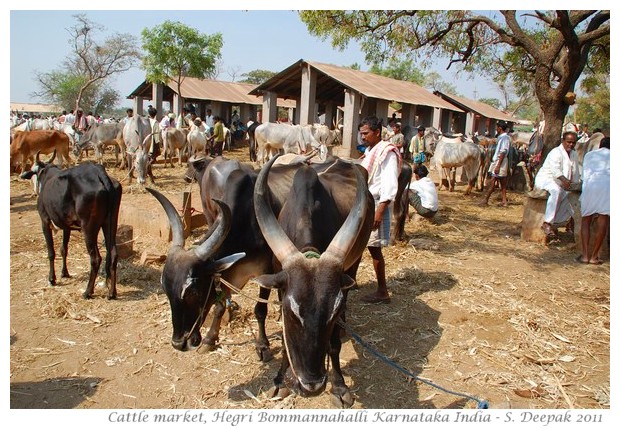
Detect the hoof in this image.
<box><xmin>330</xmin><ymin>390</ymin><xmax>354</xmax><ymax>408</ymax></box>
<box><xmin>82</xmin><ymin>292</ymin><xmax>93</xmax><ymax>299</ymax></box>
<box><xmin>256</xmin><ymin>347</ymin><xmax>273</xmax><ymax>362</ymax></box>
<box><xmin>268</xmin><ymin>385</ymin><xmax>292</xmax><ymax>400</ymax></box>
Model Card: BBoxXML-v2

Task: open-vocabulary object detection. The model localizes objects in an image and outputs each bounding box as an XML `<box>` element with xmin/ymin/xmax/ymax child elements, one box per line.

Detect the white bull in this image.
<box><xmin>123</xmin><ymin>115</ymin><xmax>154</xmax><ymax>184</ymax></box>
<box><xmin>254</xmin><ymin>122</ymin><xmax>321</xmax><ymax>165</ymax></box>
<box><xmin>432</xmin><ymin>139</ymin><xmax>483</xmax><ymax>195</ymax></box>
<box><xmin>162</xmin><ymin>128</ymin><xmax>188</xmax><ymax>167</ymax></box>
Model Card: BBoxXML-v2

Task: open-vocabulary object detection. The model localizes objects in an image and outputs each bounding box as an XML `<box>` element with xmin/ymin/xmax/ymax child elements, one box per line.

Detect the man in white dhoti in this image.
<box><xmin>533</xmin><ymin>131</ymin><xmax>580</xmax><ymax>238</ymax></box>
<box><xmin>577</xmin><ymin>136</ymin><xmax>610</xmax><ymax>264</ymax></box>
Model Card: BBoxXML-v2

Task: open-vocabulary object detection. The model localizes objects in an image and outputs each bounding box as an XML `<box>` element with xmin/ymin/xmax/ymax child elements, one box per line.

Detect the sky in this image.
<box><xmin>8</xmin><ymin>7</ymin><xmax>501</xmax><ymax>110</ymax></box>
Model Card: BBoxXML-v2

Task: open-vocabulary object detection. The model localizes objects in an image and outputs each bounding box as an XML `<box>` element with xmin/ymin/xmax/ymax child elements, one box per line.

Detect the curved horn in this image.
<box><xmin>146</xmin><ymin>188</ymin><xmax>186</xmax><ymax>247</ymax></box>
<box><xmin>193</xmin><ymin>199</ymin><xmax>232</xmax><ymax>261</ymax></box>
<box><xmin>35</xmin><ymin>151</ymin><xmax>41</xmax><ymax>165</ymax></box>
<box><xmin>323</xmin><ymin>164</ymin><xmax>369</xmax><ymax>261</ymax></box>
<box><xmin>141</xmin><ymin>131</ymin><xmax>154</xmax><ymax>153</ymax></box>
<box><xmin>254</xmin><ymin>153</ymin><xmax>301</xmax><ymax>265</ymax></box>
<box><xmin>47</xmin><ymin>149</ymin><xmax>57</xmax><ymax>165</ymax></box>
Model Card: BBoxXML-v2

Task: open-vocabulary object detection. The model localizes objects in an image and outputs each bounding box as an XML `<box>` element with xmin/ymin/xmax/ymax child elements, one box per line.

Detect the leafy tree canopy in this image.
<box><xmin>239</xmin><ymin>69</ymin><xmax>277</xmax><ymax>85</ymax></box>
<box><xmin>299</xmin><ymin>10</ymin><xmax>609</xmax><ymax>158</ymax></box>
<box><xmin>141</xmin><ymin>20</ymin><xmax>223</xmax><ymax>101</ymax></box>
<box><xmin>34</xmin><ymin>14</ymin><xmax>139</xmax><ymax>113</ymax></box>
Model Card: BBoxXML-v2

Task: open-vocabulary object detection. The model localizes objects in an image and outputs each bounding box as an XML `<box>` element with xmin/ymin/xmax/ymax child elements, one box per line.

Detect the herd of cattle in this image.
<box><xmin>9</xmin><ymin>115</ymin><xmax>605</xmax><ymax>408</ymax></box>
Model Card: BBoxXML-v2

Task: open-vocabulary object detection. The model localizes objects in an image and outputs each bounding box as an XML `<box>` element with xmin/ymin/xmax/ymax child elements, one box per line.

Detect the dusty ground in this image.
<box><xmin>9</xmin><ymin>147</ymin><xmax>610</xmax><ymax>412</ymax></box>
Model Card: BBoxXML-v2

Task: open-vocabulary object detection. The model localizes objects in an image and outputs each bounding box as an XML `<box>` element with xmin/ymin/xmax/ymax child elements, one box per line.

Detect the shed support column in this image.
<box><xmin>375</xmin><ymin>99</ymin><xmax>389</xmax><ymax>123</ymax></box>
<box><xmin>401</xmin><ymin>104</ymin><xmax>417</xmax><ymax>149</ymax></box>
<box><xmin>332</xmin><ymin>88</ymin><xmax>361</xmax><ymax>159</ymax></box>
<box><xmin>173</xmin><ymin>93</ymin><xmax>183</xmax><ymax>118</ymax></box>
<box><xmin>240</xmin><ymin>105</ymin><xmax>252</xmax><ymax>125</ymax></box>
<box><xmin>262</xmin><ymin>91</ymin><xmax>278</xmax><ymax>123</ymax></box>
<box><xmin>134</xmin><ymin>97</ymin><xmax>143</xmax><ymax>116</ymax></box>
<box><xmin>432</xmin><ymin>107</ymin><xmax>441</xmax><ymax>130</ymax></box>
<box><xmin>299</xmin><ymin>64</ymin><xmax>317</xmax><ymax>125</ymax></box>
<box><xmin>324</xmin><ymin>103</ymin><xmax>336</xmax><ymax>127</ymax></box>
<box><xmin>152</xmin><ymin>83</ymin><xmax>164</xmax><ymax>121</ymax></box>
<box><xmin>295</xmin><ymin>99</ymin><xmax>302</xmax><ymax>124</ymax></box>
<box><xmin>465</xmin><ymin>112</ymin><xmax>475</xmax><ymax>136</ymax></box>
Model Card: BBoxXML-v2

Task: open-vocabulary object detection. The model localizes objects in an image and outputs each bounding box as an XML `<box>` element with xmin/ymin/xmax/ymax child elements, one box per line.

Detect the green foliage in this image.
<box><xmin>33</xmin><ymin>14</ymin><xmax>138</xmax><ymax>112</ymax></box>
<box><xmin>239</xmin><ymin>69</ymin><xmax>276</xmax><ymax>85</ymax></box>
<box><xmin>478</xmin><ymin>97</ymin><xmax>501</xmax><ymax>109</ymax></box>
<box><xmin>369</xmin><ymin>58</ymin><xmax>425</xmax><ymax>85</ymax></box>
<box><xmin>141</xmin><ymin>20</ymin><xmax>223</xmax><ymax>98</ymax></box>
<box><xmin>576</xmin><ymin>74</ymin><xmax>609</xmax><ymax>132</ymax></box>
<box><xmin>299</xmin><ymin>10</ymin><xmax>610</xmax><ymax>157</ymax></box>
<box><xmin>424</xmin><ymin>71</ymin><xmax>460</xmax><ymax>95</ymax></box>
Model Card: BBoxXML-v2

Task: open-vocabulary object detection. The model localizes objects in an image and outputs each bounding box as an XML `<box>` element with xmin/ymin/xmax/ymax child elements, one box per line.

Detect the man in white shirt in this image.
<box><xmin>408</xmin><ymin>165</ymin><xmax>438</xmax><ymax>219</ymax></box>
<box><xmin>578</xmin><ymin>136</ymin><xmax>610</xmax><ymax>264</ymax></box>
<box><xmin>359</xmin><ymin>115</ymin><xmax>401</xmax><ymax>304</ymax></box>
<box><xmin>534</xmin><ymin>131</ymin><xmax>580</xmax><ymax>238</ymax></box>
<box><xmin>479</xmin><ymin>120</ymin><xmax>511</xmax><ymax>207</ymax></box>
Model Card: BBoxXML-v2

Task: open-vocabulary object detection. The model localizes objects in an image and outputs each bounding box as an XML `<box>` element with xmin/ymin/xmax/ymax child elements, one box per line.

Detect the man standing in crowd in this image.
<box><xmin>479</xmin><ymin>120</ymin><xmax>511</xmax><ymax>207</ymax></box>
<box><xmin>533</xmin><ymin>131</ymin><xmax>580</xmax><ymax>239</ymax></box>
<box><xmin>410</xmin><ymin>126</ymin><xmax>427</xmax><ymax>166</ymax></box>
<box><xmin>359</xmin><ymin>116</ymin><xmax>401</xmax><ymax>304</ymax></box>
<box><xmin>577</xmin><ymin>136</ymin><xmax>610</xmax><ymax>264</ymax></box>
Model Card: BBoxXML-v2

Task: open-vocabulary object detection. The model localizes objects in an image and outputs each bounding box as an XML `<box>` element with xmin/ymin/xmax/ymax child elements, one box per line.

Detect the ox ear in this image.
<box><xmin>252</xmin><ymin>271</ymin><xmax>288</xmax><ymax>290</ymax></box>
<box><xmin>211</xmin><ymin>252</ymin><xmax>245</xmax><ymax>273</ymax></box>
<box><xmin>340</xmin><ymin>274</ymin><xmax>356</xmax><ymax>291</ymax></box>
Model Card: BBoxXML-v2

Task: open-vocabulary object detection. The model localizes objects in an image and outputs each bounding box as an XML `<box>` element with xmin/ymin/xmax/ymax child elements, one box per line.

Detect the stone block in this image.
<box><xmin>520</xmin><ymin>196</ymin><xmax>548</xmax><ymax>244</ymax></box>
<box><xmin>116</xmin><ymin>224</ymin><xmax>134</xmax><ymax>259</ymax></box>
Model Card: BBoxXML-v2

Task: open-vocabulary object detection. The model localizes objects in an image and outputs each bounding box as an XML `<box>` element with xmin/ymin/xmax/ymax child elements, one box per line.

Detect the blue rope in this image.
<box><xmin>338</xmin><ymin>321</ymin><xmax>489</xmax><ymax>409</ymax></box>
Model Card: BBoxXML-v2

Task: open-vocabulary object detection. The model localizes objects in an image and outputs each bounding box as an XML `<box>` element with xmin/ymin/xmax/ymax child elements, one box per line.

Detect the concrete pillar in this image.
<box><xmin>432</xmin><ymin>107</ymin><xmax>441</xmax><ymax>130</ymax></box>
<box><xmin>133</xmin><ymin>97</ymin><xmax>143</xmax><ymax>116</ymax></box>
<box><xmin>324</xmin><ymin>102</ymin><xmax>335</xmax><ymax>128</ymax></box>
<box><xmin>152</xmin><ymin>83</ymin><xmax>164</xmax><ymax>121</ymax></box>
<box><xmin>239</xmin><ymin>104</ymin><xmax>256</xmax><ymax>124</ymax></box>
<box><xmin>375</xmin><ymin>99</ymin><xmax>389</xmax><ymax>123</ymax></box>
<box><xmin>172</xmin><ymin>93</ymin><xmax>183</xmax><ymax>118</ymax></box>
<box><xmin>294</xmin><ymin>99</ymin><xmax>301</xmax><ymax>124</ymax></box>
<box><xmin>401</xmin><ymin>104</ymin><xmax>417</xmax><ymax>150</ymax></box>
<box><xmin>210</xmin><ymin>101</ymin><xmax>222</xmax><ymax>118</ymax></box>
<box><xmin>299</xmin><ymin>64</ymin><xmax>317</xmax><ymax>125</ymax></box>
<box><xmin>465</xmin><ymin>112</ymin><xmax>475</xmax><ymax>136</ymax></box>
<box><xmin>262</xmin><ymin>91</ymin><xmax>278</xmax><ymax>123</ymax></box>
<box><xmin>332</xmin><ymin>88</ymin><xmax>361</xmax><ymax>160</ymax></box>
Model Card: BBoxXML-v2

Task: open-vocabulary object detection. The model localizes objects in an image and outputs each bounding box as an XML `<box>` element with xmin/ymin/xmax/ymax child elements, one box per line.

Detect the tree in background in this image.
<box><xmin>423</xmin><ymin>71</ymin><xmax>460</xmax><ymax>96</ymax></box>
<box><xmin>239</xmin><ymin>69</ymin><xmax>277</xmax><ymax>85</ymax></box>
<box><xmin>34</xmin><ymin>14</ymin><xmax>139</xmax><ymax>114</ymax></box>
<box><xmin>299</xmin><ymin>10</ymin><xmax>609</xmax><ymax>160</ymax></box>
<box><xmin>141</xmin><ymin>21</ymin><xmax>223</xmax><ymax>113</ymax></box>
<box><xmin>369</xmin><ymin>58</ymin><xmax>425</xmax><ymax>84</ymax></box>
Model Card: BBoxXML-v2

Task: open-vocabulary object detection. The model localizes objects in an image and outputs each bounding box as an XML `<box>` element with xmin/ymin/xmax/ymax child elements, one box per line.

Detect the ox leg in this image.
<box><xmin>269</xmin><ymin>348</ymin><xmax>292</xmax><ymax>400</ymax></box>
<box><xmin>60</xmin><ymin>229</ymin><xmax>71</xmax><ymax>278</ymax></box>
<box><xmin>254</xmin><ymin>285</ymin><xmax>273</xmax><ymax>362</ymax></box>
<box><xmin>82</xmin><ymin>228</ymin><xmax>102</xmax><ymax>299</ymax></box>
<box><xmin>102</xmin><ymin>218</ymin><xmax>118</xmax><ymax>300</ymax></box>
<box><xmin>203</xmin><ymin>297</ymin><xmax>226</xmax><ymax>350</ymax></box>
<box><xmin>328</xmin><ymin>319</ymin><xmax>353</xmax><ymax>408</ymax></box>
<box><xmin>41</xmin><ymin>222</ymin><xmax>57</xmax><ymax>285</ymax></box>
<box><xmin>450</xmin><ymin>168</ymin><xmax>456</xmax><ymax>191</ymax></box>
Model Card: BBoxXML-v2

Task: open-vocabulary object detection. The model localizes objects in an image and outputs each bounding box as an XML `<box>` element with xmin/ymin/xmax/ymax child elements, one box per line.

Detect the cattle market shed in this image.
<box><xmin>249</xmin><ymin>59</ymin><xmax>464</xmax><ymax>158</ymax></box>
<box><xmin>10</xmin><ymin>102</ymin><xmax>63</xmax><ymax>116</ymax></box>
<box><xmin>127</xmin><ymin>78</ymin><xmax>296</xmax><ymax>123</ymax></box>
<box><xmin>433</xmin><ymin>91</ymin><xmax>518</xmax><ymax>137</ymax></box>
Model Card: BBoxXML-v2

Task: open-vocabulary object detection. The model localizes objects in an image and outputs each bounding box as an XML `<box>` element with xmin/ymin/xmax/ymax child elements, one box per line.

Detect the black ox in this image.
<box><xmin>253</xmin><ymin>154</ymin><xmax>373</xmax><ymax>407</ymax></box>
<box><xmin>21</xmin><ymin>152</ymin><xmax>122</xmax><ymax>299</ymax></box>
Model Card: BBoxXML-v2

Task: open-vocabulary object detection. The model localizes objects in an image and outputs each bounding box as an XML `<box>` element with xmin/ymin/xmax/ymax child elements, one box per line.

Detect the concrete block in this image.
<box><xmin>116</xmin><ymin>224</ymin><xmax>134</xmax><ymax>259</ymax></box>
<box><xmin>520</xmin><ymin>197</ymin><xmax>548</xmax><ymax>244</ymax></box>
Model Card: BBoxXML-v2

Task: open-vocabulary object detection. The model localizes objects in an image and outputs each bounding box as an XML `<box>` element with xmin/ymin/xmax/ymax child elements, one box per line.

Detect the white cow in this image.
<box><xmin>123</xmin><ymin>115</ymin><xmax>154</xmax><ymax>184</ymax></box>
<box><xmin>254</xmin><ymin>122</ymin><xmax>321</xmax><ymax>165</ymax></box>
<box><xmin>431</xmin><ymin>138</ymin><xmax>483</xmax><ymax>195</ymax></box>
<box><xmin>187</xmin><ymin>122</ymin><xmax>207</xmax><ymax>157</ymax></box>
<box><xmin>162</xmin><ymin>128</ymin><xmax>188</xmax><ymax>167</ymax></box>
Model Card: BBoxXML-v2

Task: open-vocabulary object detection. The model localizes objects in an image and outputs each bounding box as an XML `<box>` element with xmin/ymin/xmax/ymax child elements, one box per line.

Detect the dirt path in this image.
<box><xmin>9</xmin><ymin>148</ymin><xmax>609</xmax><ymax>412</ymax></box>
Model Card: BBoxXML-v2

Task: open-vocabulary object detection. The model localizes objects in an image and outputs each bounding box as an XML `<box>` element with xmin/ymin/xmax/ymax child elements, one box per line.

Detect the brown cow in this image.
<box><xmin>10</xmin><ymin>130</ymin><xmax>72</xmax><ymax>174</ymax></box>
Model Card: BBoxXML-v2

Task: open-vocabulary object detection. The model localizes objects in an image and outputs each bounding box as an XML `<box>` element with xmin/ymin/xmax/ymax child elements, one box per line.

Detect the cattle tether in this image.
<box><xmin>252</xmin><ymin>154</ymin><xmax>373</xmax><ymax>408</ymax></box>
<box><xmin>20</xmin><ymin>153</ymin><xmax>122</xmax><ymax>299</ymax></box>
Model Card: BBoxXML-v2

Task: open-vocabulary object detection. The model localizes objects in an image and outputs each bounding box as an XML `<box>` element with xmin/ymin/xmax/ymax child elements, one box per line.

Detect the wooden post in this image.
<box><xmin>182</xmin><ymin>191</ymin><xmax>191</xmax><ymax>238</ymax></box>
